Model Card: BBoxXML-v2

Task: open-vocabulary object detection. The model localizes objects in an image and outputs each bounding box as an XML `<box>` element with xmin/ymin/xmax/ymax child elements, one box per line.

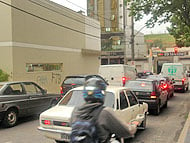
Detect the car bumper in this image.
<box><xmin>174</xmin><ymin>85</ymin><xmax>185</xmax><ymax>90</ymax></box>
<box><xmin>139</xmin><ymin>99</ymin><xmax>158</xmax><ymax>110</ymax></box>
<box><xmin>38</xmin><ymin>126</ymin><xmax>70</xmax><ymax>142</ymax></box>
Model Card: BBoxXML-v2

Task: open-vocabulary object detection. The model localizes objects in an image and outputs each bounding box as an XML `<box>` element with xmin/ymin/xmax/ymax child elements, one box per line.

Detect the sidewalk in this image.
<box><xmin>178</xmin><ymin>112</ymin><xmax>190</xmax><ymax>143</ymax></box>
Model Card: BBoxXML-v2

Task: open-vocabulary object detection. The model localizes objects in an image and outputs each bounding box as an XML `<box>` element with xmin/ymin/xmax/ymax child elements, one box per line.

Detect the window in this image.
<box><xmin>26</xmin><ymin>63</ymin><xmax>62</xmax><ymax>72</ymax></box>
<box><xmin>23</xmin><ymin>83</ymin><xmax>41</xmax><ymax>94</ymax></box>
<box><xmin>3</xmin><ymin>84</ymin><xmax>24</xmax><ymax>95</ymax></box>
<box><xmin>120</xmin><ymin>91</ymin><xmax>128</xmax><ymax>110</ymax></box>
<box><xmin>127</xmin><ymin>91</ymin><xmax>138</xmax><ymax>106</ymax></box>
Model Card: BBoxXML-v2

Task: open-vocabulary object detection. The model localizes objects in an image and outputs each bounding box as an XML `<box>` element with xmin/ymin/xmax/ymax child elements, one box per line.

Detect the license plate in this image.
<box><xmin>61</xmin><ymin>133</ymin><xmax>70</xmax><ymax>141</ymax></box>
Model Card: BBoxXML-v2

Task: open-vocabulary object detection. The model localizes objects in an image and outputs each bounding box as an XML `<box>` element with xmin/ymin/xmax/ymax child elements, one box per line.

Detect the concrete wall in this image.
<box><xmin>0</xmin><ymin>0</ymin><xmax>101</xmax><ymax>93</ymax></box>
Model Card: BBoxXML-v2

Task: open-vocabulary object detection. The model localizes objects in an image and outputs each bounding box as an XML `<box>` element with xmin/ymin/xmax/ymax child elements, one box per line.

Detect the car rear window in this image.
<box><xmin>59</xmin><ymin>90</ymin><xmax>115</xmax><ymax>108</ymax></box>
<box><xmin>125</xmin><ymin>81</ymin><xmax>153</xmax><ymax>92</ymax></box>
<box><xmin>63</xmin><ymin>77</ymin><xmax>85</xmax><ymax>85</ymax></box>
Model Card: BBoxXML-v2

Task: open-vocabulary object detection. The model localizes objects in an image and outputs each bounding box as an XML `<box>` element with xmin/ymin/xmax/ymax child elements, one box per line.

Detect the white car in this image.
<box><xmin>38</xmin><ymin>86</ymin><xmax>148</xmax><ymax>143</ymax></box>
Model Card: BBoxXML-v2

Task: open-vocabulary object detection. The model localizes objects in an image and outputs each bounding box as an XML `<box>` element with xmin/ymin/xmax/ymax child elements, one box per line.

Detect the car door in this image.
<box><xmin>114</xmin><ymin>90</ymin><xmax>132</xmax><ymax>123</ymax></box>
<box><xmin>22</xmin><ymin>82</ymin><xmax>49</xmax><ymax>115</ymax></box>
<box><xmin>126</xmin><ymin>91</ymin><xmax>140</xmax><ymax>121</ymax></box>
<box><xmin>2</xmin><ymin>83</ymin><xmax>29</xmax><ymax>116</ymax></box>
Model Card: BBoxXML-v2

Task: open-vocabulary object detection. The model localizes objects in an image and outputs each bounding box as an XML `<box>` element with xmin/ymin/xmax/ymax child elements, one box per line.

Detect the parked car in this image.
<box><xmin>38</xmin><ymin>86</ymin><xmax>148</xmax><ymax>143</ymax></box>
<box><xmin>60</xmin><ymin>75</ymin><xmax>108</xmax><ymax>97</ymax></box>
<box><xmin>0</xmin><ymin>81</ymin><xmax>60</xmax><ymax>127</ymax></box>
<box><xmin>125</xmin><ymin>79</ymin><xmax>168</xmax><ymax>115</ymax></box>
<box><xmin>147</xmin><ymin>75</ymin><xmax>174</xmax><ymax>99</ymax></box>
<box><xmin>137</xmin><ymin>71</ymin><xmax>153</xmax><ymax>79</ymax></box>
<box><xmin>160</xmin><ymin>63</ymin><xmax>189</xmax><ymax>92</ymax></box>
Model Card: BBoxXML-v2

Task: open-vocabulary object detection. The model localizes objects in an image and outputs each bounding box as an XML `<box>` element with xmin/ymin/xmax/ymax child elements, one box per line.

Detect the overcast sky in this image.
<box><xmin>51</xmin><ymin>0</ymin><xmax>170</xmax><ymax>35</ymax></box>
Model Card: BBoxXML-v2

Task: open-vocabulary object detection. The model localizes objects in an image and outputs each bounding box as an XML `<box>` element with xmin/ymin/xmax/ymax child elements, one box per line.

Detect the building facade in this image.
<box><xmin>87</xmin><ymin>0</ymin><xmax>148</xmax><ymax>72</ymax></box>
<box><xmin>0</xmin><ymin>0</ymin><xmax>101</xmax><ymax>93</ymax></box>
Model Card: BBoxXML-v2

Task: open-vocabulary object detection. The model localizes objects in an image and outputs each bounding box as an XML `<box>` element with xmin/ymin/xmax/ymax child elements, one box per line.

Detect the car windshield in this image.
<box><xmin>59</xmin><ymin>90</ymin><xmax>115</xmax><ymax>108</ymax></box>
<box><xmin>63</xmin><ymin>77</ymin><xmax>85</xmax><ymax>85</ymax></box>
<box><xmin>125</xmin><ymin>81</ymin><xmax>153</xmax><ymax>92</ymax></box>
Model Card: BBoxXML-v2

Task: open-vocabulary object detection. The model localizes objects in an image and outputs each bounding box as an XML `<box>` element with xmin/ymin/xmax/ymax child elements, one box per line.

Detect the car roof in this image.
<box><xmin>65</xmin><ymin>75</ymin><xmax>100</xmax><ymax>78</ymax></box>
<box><xmin>135</xmin><ymin>78</ymin><xmax>155</xmax><ymax>82</ymax></box>
<box><xmin>68</xmin><ymin>85</ymin><xmax>131</xmax><ymax>93</ymax></box>
<box><xmin>0</xmin><ymin>81</ymin><xmax>35</xmax><ymax>85</ymax></box>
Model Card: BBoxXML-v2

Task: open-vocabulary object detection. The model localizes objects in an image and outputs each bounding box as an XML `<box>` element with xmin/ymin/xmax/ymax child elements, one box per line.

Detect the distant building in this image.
<box><xmin>0</xmin><ymin>0</ymin><xmax>101</xmax><ymax>92</ymax></box>
<box><xmin>87</xmin><ymin>0</ymin><xmax>148</xmax><ymax>72</ymax></box>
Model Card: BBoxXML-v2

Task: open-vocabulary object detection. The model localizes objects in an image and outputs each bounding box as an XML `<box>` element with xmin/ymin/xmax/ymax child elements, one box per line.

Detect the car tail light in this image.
<box><xmin>53</xmin><ymin>121</ymin><xmax>70</xmax><ymax>127</ymax></box>
<box><xmin>122</xmin><ymin>77</ymin><xmax>127</xmax><ymax>86</ymax></box>
<box><xmin>42</xmin><ymin>120</ymin><xmax>51</xmax><ymax>125</ymax></box>
<box><xmin>182</xmin><ymin>78</ymin><xmax>186</xmax><ymax>84</ymax></box>
<box><xmin>162</xmin><ymin>84</ymin><xmax>168</xmax><ymax>89</ymax></box>
<box><xmin>71</xmin><ymin>83</ymin><xmax>76</xmax><ymax>86</ymax></box>
<box><xmin>150</xmin><ymin>91</ymin><xmax>157</xmax><ymax>99</ymax></box>
<box><xmin>60</xmin><ymin>87</ymin><xmax>63</xmax><ymax>94</ymax></box>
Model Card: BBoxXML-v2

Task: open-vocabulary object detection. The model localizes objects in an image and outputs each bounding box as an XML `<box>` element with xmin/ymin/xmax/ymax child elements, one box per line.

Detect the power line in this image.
<box><xmin>0</xmin><ymin>0</ymin><xmax>100</xmax><ymax>39</ymax></box>
<box><xmin>28</xmin><ymin>0</ymin><xmax>100</xmax><ymax>30</ymax></box>
<box><xmin>64</xmin><ymin>0</ymin><xmax>126</xmax><ymax>28</ymax></box>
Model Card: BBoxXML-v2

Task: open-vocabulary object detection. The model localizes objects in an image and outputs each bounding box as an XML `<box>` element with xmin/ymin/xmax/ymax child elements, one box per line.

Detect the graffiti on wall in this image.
<box><xmin>52</xmin><ymin>73</ymin><xmax>61</xmax><ymax>84</ymax></box>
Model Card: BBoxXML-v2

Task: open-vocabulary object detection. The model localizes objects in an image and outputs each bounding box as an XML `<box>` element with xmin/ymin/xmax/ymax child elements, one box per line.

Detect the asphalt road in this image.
<box><xmin>0</xmin><ymin>91</ymin><xmax>190</xmax><ymax>143</ymax></box>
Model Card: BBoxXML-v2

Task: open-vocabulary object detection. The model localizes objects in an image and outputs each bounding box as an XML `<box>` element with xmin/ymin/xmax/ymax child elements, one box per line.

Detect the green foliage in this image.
<box><xmin>167</xmin><ymin>15</ymin><xmax>190</xmax><ymax>47</ymax></box>
<box><xmin>0</xmin><ymin>69</ymin><xmax>9</xmax><ymax>82</ymax></box>
<box><xmin>127</xmin><ymin>0</ymin><xmax>190</xmax><ymax>47</ymax></box>
<box><xmin>128</xmin><ymin>0</ymin><xmax>190</xmax><ymax>27</ymax></box>
<box><xmin>145</xmin><ymin>34</ymin><xmax>176</xmax><ymax>49</ymax></box>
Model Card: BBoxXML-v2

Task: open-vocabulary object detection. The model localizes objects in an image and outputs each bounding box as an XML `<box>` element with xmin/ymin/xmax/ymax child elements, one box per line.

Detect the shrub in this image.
<box><xmin>0</xmin><ymin>69</ymin><xmax>9</xmax><ymax>82</ymax></box>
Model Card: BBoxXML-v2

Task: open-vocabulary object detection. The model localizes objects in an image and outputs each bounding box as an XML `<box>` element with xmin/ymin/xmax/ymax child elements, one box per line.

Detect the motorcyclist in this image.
<box><xmin>71</xmin><ymin>78</ymin><xmax>138</xmax><ymax>143</ymax></box>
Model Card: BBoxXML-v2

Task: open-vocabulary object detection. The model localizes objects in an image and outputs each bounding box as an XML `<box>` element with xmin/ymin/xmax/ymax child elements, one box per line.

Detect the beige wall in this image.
<box><xmin>0</xmin><ymin>0</ymin><xmax>101</xmax><ymax>93</ymax></box>
<box><xmin>0</xmin><ymin>0</ymin><xmax>12</xmax><ymax>41</ymax></box>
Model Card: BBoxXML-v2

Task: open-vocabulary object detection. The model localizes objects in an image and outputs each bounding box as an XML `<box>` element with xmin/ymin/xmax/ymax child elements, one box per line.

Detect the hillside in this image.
<box><xmin>145</xmin><ymin>34</ymin><xmax>176</xmax><ymax>50</ymax></box>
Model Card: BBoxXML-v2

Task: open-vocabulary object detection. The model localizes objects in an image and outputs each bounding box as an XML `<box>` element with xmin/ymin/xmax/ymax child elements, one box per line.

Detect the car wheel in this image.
<box><xmin>2</xmin><ymin>108</ymin><xmax>18</xmax><ymax>128</ymax></box>
<box><xmin>154</xmin><ymin>104</ymin><xmax>160</xmax><ymax>115</ymax></box>
<box><xmin>140</xmin><ymin>112</ymin><xmax>147</xmax><ymax>130</ymax></box>
<box><xmin>163</xmin><ymin>100</ymin><xmax>168</xmax><ymax>108</ymax></box>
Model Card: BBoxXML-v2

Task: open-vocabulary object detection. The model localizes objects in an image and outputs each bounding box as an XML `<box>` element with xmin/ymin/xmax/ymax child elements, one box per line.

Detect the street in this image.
<box><xmin>0</xmin><ymin>91</ymin><xmax>190</xmax><ymax>143</ymax></box>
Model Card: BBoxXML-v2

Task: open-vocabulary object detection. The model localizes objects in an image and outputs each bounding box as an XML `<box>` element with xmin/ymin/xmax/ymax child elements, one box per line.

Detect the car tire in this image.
<box><xmin>2</xmin><ymin>108</ymin><xmax>18</xmax><ymax>128</ymax></box>
<box><xmin>140</xmin><ymin>112</ymin><xmax>147</xmax><ymax>130</ymax></box>
<box><xmin>163</xmin><ymin>100</ymin><xmax>168</xmax><ymax>108</ymax></box>
<box><xmin>154</xmin><ymin>104</ymin><xmax>160</xmax><ymax>115</ymax></box>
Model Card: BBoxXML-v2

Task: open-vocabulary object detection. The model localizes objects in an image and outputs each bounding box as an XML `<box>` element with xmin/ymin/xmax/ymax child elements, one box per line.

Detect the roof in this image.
<box><xmin>0</xmin><ymin>81</ymin><xmax>35</xmax><ymax>85</ymax></box>
<box><xmin>69</xmin><ymin>85</ymin><xmax>131</xmax><ymax>92</ymax></box>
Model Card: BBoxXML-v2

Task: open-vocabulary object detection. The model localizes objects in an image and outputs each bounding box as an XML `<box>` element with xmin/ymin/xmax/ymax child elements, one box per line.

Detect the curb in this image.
<box><xmin>178</xmin><ymin>112</ymin><xmax>190</xmax><ymax>143</ymax></box>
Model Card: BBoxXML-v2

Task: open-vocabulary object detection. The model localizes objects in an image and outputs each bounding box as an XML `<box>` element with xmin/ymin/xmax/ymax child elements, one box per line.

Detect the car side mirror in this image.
<box><xmin>42</xmin><ymin>89</ymin><xmax>47</xmax><ymax>94</ymax></box>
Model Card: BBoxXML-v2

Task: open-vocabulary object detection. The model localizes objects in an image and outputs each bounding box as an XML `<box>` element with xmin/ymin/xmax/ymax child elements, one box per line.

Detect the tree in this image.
<box><xmin>127</xmin><ymin>0</ymin><xmax>190</xmax><ymax>47</ymax></box>
<box><xmin>167</xmin><ymin>15</ymin><xmax>190</xmax><ymax>47</ymax></box>
<box><xmin>127</xmin><ymin>0</ymin><xmax>190</xmax><ymax>28</ymax></box>
<box><xmin>0</xmin><ymin>69</ymin><xmax>9</xmax><ymax>82</ymax></box>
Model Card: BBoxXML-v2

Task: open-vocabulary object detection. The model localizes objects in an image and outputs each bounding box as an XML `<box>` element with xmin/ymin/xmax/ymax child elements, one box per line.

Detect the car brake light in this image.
<box><xmin>162</xmin><ymin>84</ymin><xmax>168</xmax><ymax>89</ymax></box>
<box><xmin>141</xmin><ymin>83</ymin><xmax>146</xmax><ymax>87</ymax></box>
<box><xmin>60</xmin><ymin>87</ymin><xmax>63</xmax><ymax>94</ymax></box>
<box><xmin>182</xmin><ymin>78</ymin><xmax>186</xmax><ymax>84</ymax></box>
<box><xmin>122</xmin><ymin>77</ymin><xmax>127</xmax><ymax>86</ymax></box>
<box><xmin>42</xmin><ymin>120</ymin><xmax>51</xmax><ymax>125</ymax></box>
<box><xmin>150</xmin><ymin>92</ymin><xmax>157</xmax><ymax>99</ymax></box>
<box><xmin>71</xmin><ymin>83</ymin><xmax>76</xmax><ymax>86</ymax></box>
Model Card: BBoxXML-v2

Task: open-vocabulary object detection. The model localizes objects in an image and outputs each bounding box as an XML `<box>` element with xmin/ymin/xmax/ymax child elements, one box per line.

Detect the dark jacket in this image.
<box><xmin>71</xmin><ymin>102</ymin><xmax>137</xmax><ymax>143</ymax></box>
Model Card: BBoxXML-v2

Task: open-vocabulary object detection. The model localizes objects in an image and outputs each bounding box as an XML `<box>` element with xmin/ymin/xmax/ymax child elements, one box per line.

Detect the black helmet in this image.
<box><xmin>83</xmin><ymin>78</ymin><xmax>107</xmax><ymax>103</ymax></box>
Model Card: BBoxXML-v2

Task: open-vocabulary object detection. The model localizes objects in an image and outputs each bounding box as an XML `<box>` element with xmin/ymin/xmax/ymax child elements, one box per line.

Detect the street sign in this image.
<box><xmin>157</xmin><ymin>52</ymin><xmax>185</xmax><ymax>57</ymax></box>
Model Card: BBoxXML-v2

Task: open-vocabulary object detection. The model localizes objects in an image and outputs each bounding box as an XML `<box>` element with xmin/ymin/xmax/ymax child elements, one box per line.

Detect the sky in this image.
<box><xmin>51</xmin><ymin>0</ymin><xmax>170</xmax><ymax>35</ymax></box>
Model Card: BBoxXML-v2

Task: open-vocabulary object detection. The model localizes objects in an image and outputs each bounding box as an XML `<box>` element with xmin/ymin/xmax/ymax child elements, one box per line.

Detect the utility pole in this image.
<box><xmin>123</xmin><ymin>3</ymin><xmax>127</xmax><ymax>65</ymax></box>
<box><xmin>131</xmin><ymin>14</ymin><xmax>135</xmax><ymax>61</ymax></box>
